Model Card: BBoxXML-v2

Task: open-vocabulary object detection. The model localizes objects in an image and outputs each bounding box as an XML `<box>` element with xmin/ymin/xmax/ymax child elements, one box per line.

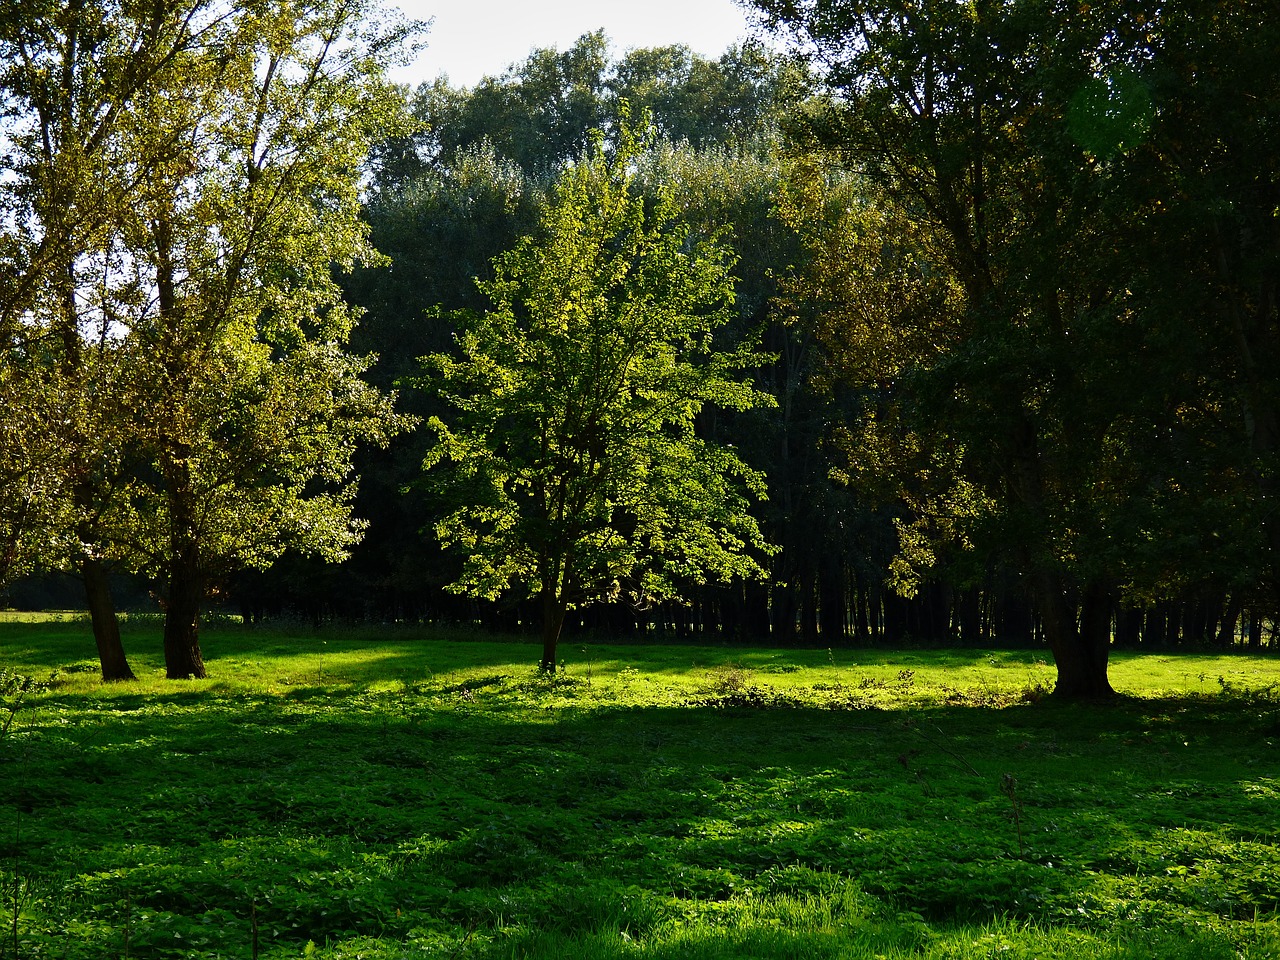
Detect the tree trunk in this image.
<box><xmin>743</xmin><ymin>580</ymin><xmax>770</xmax><ymax>641</ymax></box>
<box><xmin>818</xmin><ymin>560</ymin><xmax>846</xmax><ymax>643</ymax></box>
<box><xmin>163</xmin><ymin>556</ymin><xmax>206</xmax><ymax>679</ymax></box>
<box><xmin>1248</xmin><ymin>613</ymin><xmax>1263</xmax><ymax>649</ymax></box>
<box><xmin>1115</xmin><ymin>605</ymin><xmax>1142</xmax><ymax>648</ymax></box>
<box><xmin>82</xmin><ymin>558</ymin><xmax>134</xmax><ymax>681</ymax></box>
<box><xmin>956</xmin><ymin>586</ymin><xmax>981</xmax><ymax>646</ymax></box>
<box><xmin>1216</xmin><ymin>597</ymin><xmax>1241</xmax><ymax>648</ymax></box>
<box><xmin>1041</xmin><ymin>575</ymin><xmax>1114</xmax><ymax>699</ymax></box>
<box><xmin>539</xmin><ymin>586</ymin><xmax>567</xmax><ymax>673</ymax></box>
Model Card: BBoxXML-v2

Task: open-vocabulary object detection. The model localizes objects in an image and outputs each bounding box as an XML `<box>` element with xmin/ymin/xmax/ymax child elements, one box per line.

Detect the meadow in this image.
<box><xmin>1</xmin><ymin>614</ymin><xmax>1279</xmax><ymax>959</ymax></box>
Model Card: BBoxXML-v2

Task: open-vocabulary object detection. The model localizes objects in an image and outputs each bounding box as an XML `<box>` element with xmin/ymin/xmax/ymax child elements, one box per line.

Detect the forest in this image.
<box><xmin>2</xmin><ymin>0</ymin><xmax>1278</xmax><ymax>699</ymax></box>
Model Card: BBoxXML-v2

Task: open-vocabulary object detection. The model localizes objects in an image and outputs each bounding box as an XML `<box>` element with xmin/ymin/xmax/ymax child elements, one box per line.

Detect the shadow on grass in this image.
<box><xmin>2</xmin><ymin>665</ymin><xmax>1279</xmax><ymax>959</ymax></box>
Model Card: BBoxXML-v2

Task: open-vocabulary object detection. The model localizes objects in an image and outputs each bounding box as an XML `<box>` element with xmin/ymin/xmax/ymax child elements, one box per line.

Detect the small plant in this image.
<box><xmin>0</xmin><ymin>671</ymin><xmax>48</xmax><ymax>739</ymax></box>
<box><xmin>707</xmin><ymin>663</ymin><xmax>750</xmax><ymax>695</ymax></box>
<box><xmin>1001</xmin><ymin>773</ymin><xmax>1026</xmax><ymax>856</ymax></box>
<box><xmin>4</xmin><ymin>869</ymin><xmax>36</xmax><ymax>960</ymax></box>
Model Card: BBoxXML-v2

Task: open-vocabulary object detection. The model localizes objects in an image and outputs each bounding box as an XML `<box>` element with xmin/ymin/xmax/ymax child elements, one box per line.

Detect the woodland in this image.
<box><xmin>2</xmin><ymin>1</ymin><xmax>1279</xmax><ymax>699</ymax></box>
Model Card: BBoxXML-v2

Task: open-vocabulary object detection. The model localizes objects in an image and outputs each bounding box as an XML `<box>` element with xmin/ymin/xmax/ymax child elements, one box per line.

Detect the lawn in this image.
<box><xmin>2</xmin><ymin>616</ymin><xmax>1279</xmax><ymax>958</ymax></box>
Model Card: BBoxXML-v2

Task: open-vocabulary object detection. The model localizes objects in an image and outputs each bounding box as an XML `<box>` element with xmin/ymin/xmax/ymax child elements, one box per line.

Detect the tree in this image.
<box><xmin>406</xmin><ymin>35</ymin><xmax>809</xmax><ymax>175</ymax></box>
<box><xmin>116</xmin><ymin>0</ymin><xmax>417</xmax><ymax>678</ymax></box>
<box><xmin>420</xmin><ymin>122</ymin><xmax>776</xmax><ymax>671</ymax></box>
<box><xmin>748</xmin><ymin>0</ymin><xmax>1211</xmax><ymax>695</ymax></box>
<box><xmin>1</xmin><ymin>0</ymin><xmax>418</xmax><ymax>678</ymax></box>
<box><xmin>0</xmin><ymin>0</ymin><xmax>225</xmax><ymax>677</ymax></box>
<box><xmin>421</xmin><ymin>31</ymin><xmax>611</xmax><ymax>173</ymax></box>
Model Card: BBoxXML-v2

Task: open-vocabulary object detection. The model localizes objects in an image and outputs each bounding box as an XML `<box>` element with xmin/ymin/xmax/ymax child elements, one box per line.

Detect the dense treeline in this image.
<box><xmin>2</xmin><ymin>3</ymin><xmax>1278</xmax><ymax>694</ymax></box>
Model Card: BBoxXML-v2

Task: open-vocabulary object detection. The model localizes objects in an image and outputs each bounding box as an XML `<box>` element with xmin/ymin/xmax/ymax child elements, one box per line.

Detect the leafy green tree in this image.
<box><xmin>611</xmin><ymin>43</ymin><xmax>809</xmax><ymax>150</ymax></box>
<box><xmin>420</xmin><ymin>123</ymin><xmax>776</xmax><ymax>670</ymax></box>
<box><xmin>748</xmin><ymin>0</ymin><xmax>1201</xmax><ymax>695</ymax></box>
<box><xmin>114</xmin><ymin>0</ymin><xmax>416</xmax><ymax>678</ymax></box>
<box><xmin>0</xmin><ymin>0</ymin><xmax>418</xmax><ymax>677</ymax></box>
<box><xmin>0</xmin><ymin>0</ymin><xmax>233</xmax><ymax>677</ymax></box>
<box><xmin>421</xmin><ymin>31</ymin><xmax>611</xmax><ymax>173</ymax></box>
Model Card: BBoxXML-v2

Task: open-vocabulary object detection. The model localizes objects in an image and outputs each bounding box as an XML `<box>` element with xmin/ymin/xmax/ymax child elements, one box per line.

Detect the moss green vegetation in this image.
<box><xmin>2</xmin><ymin>619</ymin><xmax>1278</xmax><ymax>958</ymax></box>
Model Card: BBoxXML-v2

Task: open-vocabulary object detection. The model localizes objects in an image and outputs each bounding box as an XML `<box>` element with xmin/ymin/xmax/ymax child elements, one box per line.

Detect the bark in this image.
<box><xmin>163</xmin><ymin>555</ymin><xmax>206</xmax><ymax>679</ymax></box>
<box><xmin>852</xmin><ymin>571</ymin><xmax>870</xmax><ymax>642</ymax></box>
<box><xmin>956</xmin><ymin>586</ymin><xmax>982</xmax><ymax>646</ymax></box>
<box><xmin>818</xmin><ymin>560</ymin><xmax>846</xmax><ymax>643</ymax></box>
<box><xmin>1248</xmin><ymin>613</ymin><xmax>1263</xmax><ymax>649</ymax></box>
<box><xmin>1042</xmin><ymin>575</ymin><xmax>1114</xmax><ymax>699</ymax></box>
<box><xmin>742</xmin><ymin>580</ymin><xmax>771</xmax><ymax>641</ymax></box>
<box><xmin>1115</xmin><ymin>606</ymin><xmax>1143</xmax><ymax>649</ymax></box>
<box><xmin>1216</xmin><ymin>597</ymin><xmax>1241</xmax><ymax>648</ymax></box>
<box><xmin>82</xmin><ymin>558</ymin><xmax>134</xmax><ymax>681</ymax></box>
<box><xmin>1008</xmin><ymin>417</ymin><xmax>1113</xmax><ymax>698</ymax></box>
<box><xmin>539</xmin><ymin>585</ymin><xmax>567</xmax><ymax>673</ymax></box>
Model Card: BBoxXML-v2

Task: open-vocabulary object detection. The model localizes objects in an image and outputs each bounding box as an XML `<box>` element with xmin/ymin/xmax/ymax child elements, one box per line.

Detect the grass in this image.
<box><xmin>1</xmin><ymin>616</ymin><xmax>1279</xmax><ymax>959</ymax></box>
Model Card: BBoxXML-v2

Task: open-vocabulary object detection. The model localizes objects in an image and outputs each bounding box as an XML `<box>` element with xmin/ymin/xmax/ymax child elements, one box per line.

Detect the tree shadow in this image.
<box><xmin>2</xmin><ymin>681</ymin><xmax>1277</xmax><ymax>958</ymax></box>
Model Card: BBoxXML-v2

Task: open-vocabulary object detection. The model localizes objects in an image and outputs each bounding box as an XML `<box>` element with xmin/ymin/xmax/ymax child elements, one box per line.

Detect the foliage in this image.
<box><xmin>402</xmin><ymin>32</ymin><xmax>809</xmax><ymax>174</ymax></box>
<box><xmin>1</xmin><ymin>620</ymin><xmax>1279</xmax><ymax>958</ymax></box>
<box><xmin>419</xmin><ymin>120</ymin><xmax>776</xmax><ymax>668</ymax></box>
<box><xmin>1</xmin><ymin>0</ymin><xmax>421</xmax><ymax>676</ymax></box>
<box><xmin>747</xmin><ymin>0</ymin><xmax>1280</xmax><ymax>695</ymax></box>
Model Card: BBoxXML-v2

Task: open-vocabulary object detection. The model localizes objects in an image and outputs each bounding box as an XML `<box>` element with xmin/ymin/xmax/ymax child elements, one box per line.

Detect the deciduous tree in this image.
<box><xmin>421</xmin><ymin>122</ymin><xmax>776</xmax><ymax>670</ymax></box>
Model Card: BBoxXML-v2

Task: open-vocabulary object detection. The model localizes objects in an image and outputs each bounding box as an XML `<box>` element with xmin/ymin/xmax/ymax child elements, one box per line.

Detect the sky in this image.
<box><xmin>384</xmin><ymin>0</ymin><xmax>762</xmax><ymax>88</ymax></box>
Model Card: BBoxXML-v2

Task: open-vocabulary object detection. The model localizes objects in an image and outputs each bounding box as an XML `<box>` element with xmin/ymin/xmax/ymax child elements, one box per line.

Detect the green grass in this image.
<box><xmin>2</xmin><ymin>617</ymin><xmax>1279</xmax><ymax>959</ymax></box>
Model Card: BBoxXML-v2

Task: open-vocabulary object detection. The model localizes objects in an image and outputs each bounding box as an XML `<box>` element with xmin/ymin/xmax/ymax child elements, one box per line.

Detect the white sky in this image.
<box><xmin>385</xmin><ymin>0</ymin><xmax>761</xmax><ymax>88</ymax></box>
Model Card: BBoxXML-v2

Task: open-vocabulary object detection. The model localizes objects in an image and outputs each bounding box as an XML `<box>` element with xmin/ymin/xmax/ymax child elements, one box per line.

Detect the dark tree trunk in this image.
<box><xmin>882</xmin><ymin>590</ymin><xmax>908</xmax><ymax>643</ymax></box>
<box><xmin>998</xmin><ymin>587</ymin><xmax>1035</xmax><ymax>644</ymax></box>
<box><xmin>83</xmin><ymin>558</ymin><xmax>134</xmax><ymax>681</ymax></box>
<box><xmin>1248</xmin><ymin>613</ymin><xmax>1263</xmax><ymax>649</ymax></box>
<box><xmin>1216</xmin><ymin>597</ymin><xmax>1241</xmax><ymax>647</ymax></box>
<box><xmin>956</xmin><ymin>586</ymin><xmax>982</xmax><ymax>646</ymax></box>
<box><xmin>852</xmin><ymin>570</ymin><xmax>870</xmax><ymax>641</ymax></box>
<box><xmin>868</xmin><ymin>580</ymin><xmax>883</xmax><ymax>643</ymax></box>
<box><xmin>163</xmin><ymin>556</ymin><xmax>206</xmax><ymax>679</ymax></box>
<box><xmin>1142</xmin><ymin>605</ymin><xmax>1165</xmax><ymax>646</ymax></box>
<box><xmin>743</xmin><ymin>580</ymin><xmax>770</xmax><ymax>640</ymax></box>
<box><xmin>1115</xmin><ymin>605</ymin><xmax>1143</xmax><ymax>649</ymax></box>
<box><xmin>1041</xmin><ymin>575</ymin><xmax>1113</xmax><ymax>699</ymax></box>
<box><xmin>799</xmin><ymin>567</ymin><xmax>819</xmax><ymax>644</ymax></box>
<box><xmin>771</xmin><ymin>580</ymin><xmax>797</xmax><ymax>643</ymax></box>
<box><xmin>539</xmin><ymin>586</ymin><xmax>567</xmax><ymax>673</ymax></box>
<box><xmin>818</xmin><ymin>560</ymin><xmax>846</xmax><ymax>643</ymax></box>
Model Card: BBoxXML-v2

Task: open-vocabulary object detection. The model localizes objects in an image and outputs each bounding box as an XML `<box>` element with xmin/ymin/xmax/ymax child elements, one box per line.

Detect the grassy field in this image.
<box><xmin>1</xmin><ymin>616</ymin><xmax>1278</xmax><ymax>959</ymax></box>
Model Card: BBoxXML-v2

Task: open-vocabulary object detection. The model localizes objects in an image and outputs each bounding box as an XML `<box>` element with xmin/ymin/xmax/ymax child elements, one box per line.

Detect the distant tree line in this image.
<box><xmin>2</xmin><ymin>2</ymin><xmax>1277</xmax><ymax>697</ymax></box>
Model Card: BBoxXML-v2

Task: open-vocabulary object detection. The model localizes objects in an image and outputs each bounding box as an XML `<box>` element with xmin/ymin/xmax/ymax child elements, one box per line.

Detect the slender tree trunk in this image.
<box><xmin>743</xmin><ymin>580</ymin><xmax>770</xmax><ymax>641</ymax></box>
<box><xmin>818</xmin><ymin>560</ymin><xmax>846</xmax><ymax>643</ymax></box>
<box><xmin>853</xmin><ymin>570</ymin><xmax>870</xmax><ymax>642</ymax></box>
<box><xmin>163</xmin><ymin>554</ymin><xmax>206</xmax><ymax>679</ymax></box>
<box><xmin>1115</xmin><ymin>606</ymin><xmax>1142</xmax><ymax>649</ymax></box>
<box><xmin>82</xmin><ymin>558</ymin><xmax>134</xmax><ymax>681</ymax></box>
<box><xmin>539</xmin><ymin>585</ymin><xmax>567</xmax><ymax>674</ymax></box>
<box><xmin>956</xmin><ymin>586</ymin><xmax>981</xmax><ymax>646</ymax></box>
